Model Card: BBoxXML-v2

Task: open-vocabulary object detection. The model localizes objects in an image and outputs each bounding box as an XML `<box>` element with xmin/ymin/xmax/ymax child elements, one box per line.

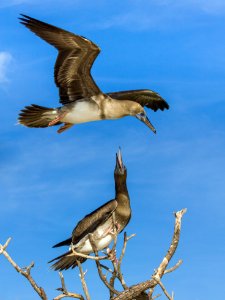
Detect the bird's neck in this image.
<box><xmin>115</xmin><ymin>177</ymin><xmax>131</xmax><ymax>229</ymax></box>
<box><xmin>103</xmin><ymin>98</ymin><xmax>135</xmax><ymax>119</ymax></box>
<box><xmin>115</xmin><ymin>177</ymin><xmax>130</xmax><ymax>207</ymax></box>
<box><xmin>115</xmin><ymin>177</ymin><xmax>129</xmax><ymax>199</ymax></box>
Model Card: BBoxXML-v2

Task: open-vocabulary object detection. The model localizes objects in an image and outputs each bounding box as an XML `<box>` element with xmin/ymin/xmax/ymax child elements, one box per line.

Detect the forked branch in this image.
<box><xmin>0</xmin><ymin>238</ymin><xmax>47</xmax><ymax>300</ymax></box>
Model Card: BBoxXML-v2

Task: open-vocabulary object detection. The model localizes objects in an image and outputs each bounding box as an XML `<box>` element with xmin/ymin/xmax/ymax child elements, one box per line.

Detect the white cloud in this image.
<box><xmin>91</xmin><ymin>0</ymin><xmax>225</xmax><ymax>31</ymax></box>
<box><xmin>0</xmin><ymin>0</ymin><xmax>30</xmax><ymax>8</ymax></box>
<box><xmin>0</xmin><ymin>52</ymin><xmax>12</xmax><ymax>84</ymax></box>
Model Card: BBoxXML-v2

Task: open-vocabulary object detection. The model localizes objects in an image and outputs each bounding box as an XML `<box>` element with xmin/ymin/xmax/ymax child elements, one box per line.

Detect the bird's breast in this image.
<box><xmin>61</xmin><ymin>101</ymin><xmax>102</xmax><ymax>124</ymax></box>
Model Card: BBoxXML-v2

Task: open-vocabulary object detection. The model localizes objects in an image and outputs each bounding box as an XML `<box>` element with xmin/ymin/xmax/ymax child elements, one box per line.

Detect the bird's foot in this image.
<box><xmin>106</xmin><ymin>248</ymin><xmax>117</xmax><ymax>263</ymax></box>
<box><xmin>48</xmin><ymin>112</ymin><xmax>67</xmax><ymax>126</ymax></box>
<box><xmin>102</xmin><ymin>222</ymin><xmax>120</xmax><ymax>238</ymax></box>
<box><xmin>57</xmin><ymin>123</ymin><xmax>73</xmax><ymax>134</ymax></box>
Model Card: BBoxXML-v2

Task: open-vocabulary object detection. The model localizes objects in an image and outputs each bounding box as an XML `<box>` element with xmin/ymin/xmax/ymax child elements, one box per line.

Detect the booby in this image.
<box><xmin>18</xmin><ymin>15</ymin><xmax>169</xmax><ymax>134</ymax></box>
<box><xmin>49</xmin><ymin>149</ymin><xmax>131</xmax><ymax>271</ymax></box>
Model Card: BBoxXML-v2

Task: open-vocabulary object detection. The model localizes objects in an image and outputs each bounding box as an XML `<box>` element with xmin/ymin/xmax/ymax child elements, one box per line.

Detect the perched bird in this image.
<box><xmin>49</xmin><ymin>149</ymin><xmax>131</xmax><ymax>271</ymax></box>
<box><xmin>18</xmin><ymin>15</ymin><xmax>169</xmax><ymax>134</ymax></box>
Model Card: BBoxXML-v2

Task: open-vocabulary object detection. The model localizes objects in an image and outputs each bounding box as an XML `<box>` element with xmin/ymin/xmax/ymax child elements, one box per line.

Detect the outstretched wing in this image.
<box><xmin>107</xmin><ymin>89</ymin><xmax>169</xmax><ymax>112</ymax></box>
<box><xmin>72</xmin><ymin>199</ymin><xmax>117</xmax><ymax>244</ymax></box>
<box><xmin>19</xmin><ymin>14</ymin><xmax>102</xmax><ymax>104</ymax></box>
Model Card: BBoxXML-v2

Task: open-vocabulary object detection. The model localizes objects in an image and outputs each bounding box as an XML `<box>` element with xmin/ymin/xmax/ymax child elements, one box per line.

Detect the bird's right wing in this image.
<box><xmin>72</xmin><ymin>199</ymin><xmax>117</xmax><ymax>244</ymax></box>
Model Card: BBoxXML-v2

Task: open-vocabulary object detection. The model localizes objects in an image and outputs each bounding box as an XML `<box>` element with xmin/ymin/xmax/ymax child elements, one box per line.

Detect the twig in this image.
<box><xmin>54</xmin><ymin>272</ymin><xmax>84</xmax><ymax>300</ymax></box>
<box><xmin>164</xmin><ymin>260</ymin><xmax>183</xmax><ymax>275</ymax></box>
<box><xmin>109</xmin><ymin>232</ymin><xmax>135</xmax><ymax>298</ymax></box>
<box><xmin>88</xmin><ymin>233</ymin><xmax>119</xmax><ymax>296</ymax></box>
<box><xmin>76</xmin><ymin>260</ymin><xmax>91</xmax><ymax>300</ymax></box>
<box><xmin>0</xmin><ymin>238</ymin><xmax>47</xmax><ymax>300</ymax></box>
<box><xmin>152</xmin><ymin>294</ymin><xmax>161</xmax><ymax>300</ymax></box>
<box><xmin>117</xmin><ymin>232</ymin><xmax>135</xmax><ymax>289</ymax></box>
<box><xmin>112</xmin><ymin>208</ymin><xmax>187</xmax><ymax>300</ymax></box>
<box><xmin>152</xmin><ymin>278</ymin><xmax>173</xmax><ymax>300</ymax></box>
<box><xmin>100</xmin><ymin>263</ymin><xmax>113</xmax><ymax>274</ymax></box>
<box><xmin>148</xmin><ymin>288</ymin><xmax>161</xmax><ymax>300</ymax></box>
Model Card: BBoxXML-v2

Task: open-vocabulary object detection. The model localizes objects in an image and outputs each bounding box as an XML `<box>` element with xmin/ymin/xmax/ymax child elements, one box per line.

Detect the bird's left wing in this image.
<box><xmin>72</xmin><ymin>199</ymin><xmax>117</xmax><ymax>244</ymax></box>
<box><xmin>107</xmin><ymin>89</ymin><xmax>169</xmax><ymax>111</ymax></box>
<box><xmin>19</xmin><ymin>14</ymin><xmax>102</xmax><ymax>104</ymax></box>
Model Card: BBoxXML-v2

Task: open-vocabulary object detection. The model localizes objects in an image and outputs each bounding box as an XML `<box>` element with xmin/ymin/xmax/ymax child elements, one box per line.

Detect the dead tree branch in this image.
<box><xmin>0</xmin><ymin>238</ymin><xmax>47</xmax><ymax>300</ymax></box>
<box><xmin>88</xmin><ymin>233</ymin><xmax>120</xmax><ymax>296</ymax></box>
<box><xmin>112</xmin><ymin>208</ymin><xmax>187</xmax><ymax>300</ymax></box>
<box><xmin>54</xmin><ymin>272</ymin><xmax>84</xmax><ymax>300</ymax></box>
<box><xmin>164</xmin><ymin>259</ymin><xmax>183</xmax><ymax>275</ymax></box>
<box><xmin>76</xmin><ymin>259</ymin><xmax>91</xmax><ymax>300</ymax></box>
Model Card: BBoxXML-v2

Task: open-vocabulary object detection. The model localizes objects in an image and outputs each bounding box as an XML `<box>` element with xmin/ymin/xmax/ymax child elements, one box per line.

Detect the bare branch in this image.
<box><xmin>152</xmin><ymin>294</ymin><xmax>161</xmax><ymax>300</ymax></box>
<box><xmin>148</xmin><ymin>289</ymin><xmax>161</xmax><ymax>300</ymax></box>
<box><xmin>117</xmin><ymin>232</ymin><xmax>136</xmax><ymax>289</ymax></box>
<box><xmin>152</xmin><ymin>278</ymin><xmax>173</xmax><ymax>300</ymax></box>
<box><xmin>54</xmin><ymin>272</ymin><xmax>84</xmax><ymax>300</ymax></box>
<box><xmin>99</xmin><ymin>263</ymin><xmax>113</xmax><ymax>274</ymax></box>
<box><xmin>88</xmin><ymin>233</ymin><xmax>119</xmax><ymax>296</ymax></box>
<box><xmin>164</xmin><ymin>260</ymin><xmax>183</xmax><ymax>275</ymax></box>
<box><xmin>0</xmin><ymin>238</ymin><xmax>47</xmax><ymax>300</ymax></box>
<box><xmin>76</xmin><ymin>260</ymin><xmax>91</xmax><ymax>300</ymax></box>
<box><xmin>109</xmin><ymin>231</ymin><xmax>135</xmax><ymax>298</ymax></box>
<box><xmin>112</xmin><ymin>208</ymin><xmax>187</xmax><ymax>300</ymax></box>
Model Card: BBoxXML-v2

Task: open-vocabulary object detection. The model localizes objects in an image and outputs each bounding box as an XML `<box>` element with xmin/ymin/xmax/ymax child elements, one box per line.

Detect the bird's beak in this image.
<box><xmin>115</xmin><ymin>148</ymin><xmax>125</xmax><ymax>172</ymax></box>
<box><xmin>136</xmin><ymin>113</ymin><xmax>156</xmax><ymax>134</ymax></box>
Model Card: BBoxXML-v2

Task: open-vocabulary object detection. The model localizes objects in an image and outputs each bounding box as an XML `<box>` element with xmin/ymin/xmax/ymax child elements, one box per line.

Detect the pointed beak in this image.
<box><xmin>115</xmin><ymin>148</ymin><xmax>125</xmax><ymax>173</ymax></box>
<box><xmin>136</xmin><ymin>114</ymin><xmax>156</xmax><ymax>134</ymax></box>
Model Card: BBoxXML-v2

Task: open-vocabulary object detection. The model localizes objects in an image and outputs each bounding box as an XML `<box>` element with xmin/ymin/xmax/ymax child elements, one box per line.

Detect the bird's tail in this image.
<box><xmin>18</xmin><ymin>104</ymin><xmax>62</xmax><ymax>128</ymax></box>
<box><xmin>48</xmin><ymin>251</ymin><xmax>87</xmax><ymax>271</ymax></box>
<box><xmin>52</xmin><ymin>238</ymin><xmax>72</xmax><ymax>248</ymax></box>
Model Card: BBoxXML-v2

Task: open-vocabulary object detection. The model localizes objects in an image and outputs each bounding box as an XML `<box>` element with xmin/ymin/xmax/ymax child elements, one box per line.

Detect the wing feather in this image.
<box><xmin>72</xmin><ymin>199</ymin><xmax>117</xmax><ymax>244</ymax></box>
<box><xmin>107</xmin><ymin>89</ymin><xmax>169</xmax><ymax>111</ymax></box>
<box><xmin>19</xmin><ymin>14</ymin><xmax>101</xmax><ymax>104</ymax></box>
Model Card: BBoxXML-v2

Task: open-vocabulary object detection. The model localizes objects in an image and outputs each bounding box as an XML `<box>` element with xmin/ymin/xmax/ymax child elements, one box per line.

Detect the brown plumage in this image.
<box><xmin>18</xmin><ymin>15</ymin><xmax>169</xmax><ymax>134</ymax></box>
<box><xmin>49</xmin><ymin>149</ymin><xmax>131</xmax><ymax>271</ymax></box>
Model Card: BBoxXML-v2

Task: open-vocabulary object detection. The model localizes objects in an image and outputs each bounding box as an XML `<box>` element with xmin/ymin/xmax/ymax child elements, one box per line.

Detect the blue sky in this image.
<box><xmin>0</xmin><ymin>0</ymin><xmax>225</xmax><ymax>299</ymax></box>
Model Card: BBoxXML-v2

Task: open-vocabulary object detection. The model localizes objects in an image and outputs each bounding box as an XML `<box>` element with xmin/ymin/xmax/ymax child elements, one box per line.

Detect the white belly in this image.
<box><xmin>71</xmin><ymin>218</ymin><xmax>114</xmax><ymax>254</ymax></box>
<box><xmin>62</xmin><ymin>101</ymin><xmax>101</xmax><ymax>124</ymax></box>
<box><xmin>73</xmin><ymin>234</ymin><xmax>114</xmax><ymax>254</ymax></box>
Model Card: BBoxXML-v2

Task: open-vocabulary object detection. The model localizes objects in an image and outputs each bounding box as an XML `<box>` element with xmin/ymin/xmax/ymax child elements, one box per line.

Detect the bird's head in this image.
<box><xmin>114</xmin><ymin>148</ymin><xmax>127</xmax><ymax>178</ymax></box>
<box><xmin>114</xmin><ymin>148</ymin><xmax>128</xmax><ymax>195</ymax></box>
<box><xmin>128</xmin><ymin>102</ymin><xmax>156</xmax><ymax>134</ymax></box>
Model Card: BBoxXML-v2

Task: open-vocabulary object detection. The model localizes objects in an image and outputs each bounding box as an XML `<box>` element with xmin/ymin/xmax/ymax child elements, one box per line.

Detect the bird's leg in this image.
<box><xmin>57</xmin><ymin>123</ymin><xmax>73</xmax><ymax>134</ymax></box>
<box><xmin>48</xmin><ymin>112</ymin><xmax>67</xmax><ymax>126</ymax></box>
<box><xmin>113</xmin><ymin>223</ymin><xmax>120</xmax><ymax>234</ymax></box>
<box><xmin>102</xmin><ymin>222</ymin><xmax>120</xmax><ymax>238</ymax></box>
<box><xmin>106</xmin><ymin>247</ymin><xmax>118</xmax><ymax>264</ymax></box>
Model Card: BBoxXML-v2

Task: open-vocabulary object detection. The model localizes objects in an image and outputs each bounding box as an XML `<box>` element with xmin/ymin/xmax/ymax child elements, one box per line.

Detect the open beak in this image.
<box><xmin>136</xmin><ymin>114</ymin><xmax>156</xmax><ymax>134</ymax></box>
<box><xmin>115</xmin><ymin>148</ymin><xmax>125</xmax><ymax>172</ymax></box>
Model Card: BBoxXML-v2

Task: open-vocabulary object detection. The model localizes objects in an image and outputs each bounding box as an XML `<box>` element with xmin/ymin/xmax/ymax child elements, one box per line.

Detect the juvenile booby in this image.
<box><xmin>18</xmin><ymin>15</ymin><xmax>169</xmax><ymax>134</ymax></box>
<box><xmin>49</xmin><ymin>149</ymin><xmax>131</xmax><ymax>271</ymax></box>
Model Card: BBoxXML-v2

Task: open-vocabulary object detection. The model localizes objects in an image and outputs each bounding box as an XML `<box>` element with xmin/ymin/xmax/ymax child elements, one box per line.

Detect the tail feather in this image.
<box><xmin>49</xmin><ymin>251</ymin><xmax>87</xmax><ymax>271</ymax></box>
<box><xmin>53</xmin><ymin>238</ymin><xmax>72</xmax><ymax>248</ymax></box>
<box><xmin>18</xmin><ymin>104</ymin><xmax>61</xmax><ymax>128</ymax></box>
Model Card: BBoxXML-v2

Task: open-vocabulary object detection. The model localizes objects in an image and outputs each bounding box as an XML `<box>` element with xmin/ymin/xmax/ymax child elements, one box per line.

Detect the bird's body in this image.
<box><xmin>49</xmin><ymin>150</ymin><xmax>131</xmax><ymax>271</ymax></box>
<box><xmin>18</xmin><ymin>15</ymin><xmax>169</xmax><ymax>134</ymax></box>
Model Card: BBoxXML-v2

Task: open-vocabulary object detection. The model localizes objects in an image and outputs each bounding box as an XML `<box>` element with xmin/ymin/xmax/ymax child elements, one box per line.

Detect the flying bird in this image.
<box><xmin>18</xmin><ymin>15</ymin><xmax>169</xmax><ymax>134</ymax></box>
<box><xmin>49</xmin><ymin>149</ymin><xmax>131</xmax><ymax>271</ymax></box>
